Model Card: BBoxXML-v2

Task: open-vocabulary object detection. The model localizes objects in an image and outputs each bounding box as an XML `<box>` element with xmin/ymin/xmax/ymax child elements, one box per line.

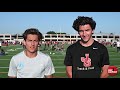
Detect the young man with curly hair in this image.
<box><xmin>64</xmin><ymin>16</ymin><xmax>110</xmax><ymax>78</ymax></box>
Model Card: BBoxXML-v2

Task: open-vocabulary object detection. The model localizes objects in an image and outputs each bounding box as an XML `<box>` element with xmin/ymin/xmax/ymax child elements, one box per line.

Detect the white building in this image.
<box><xmin>0</xmin><ymin>33</ymin><xmax>120</xmax><ymax>43</ymax></box>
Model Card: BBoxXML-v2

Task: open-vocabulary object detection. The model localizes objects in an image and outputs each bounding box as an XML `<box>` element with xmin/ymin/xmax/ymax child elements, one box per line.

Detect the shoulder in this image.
<box><xmin>94</xmin><ymin>41</ymin><xmax>105</xmax><ymax>46</ymax></box>
<box><xmin>37</xmin><ymin>51</ymin><xmax>52</xmax><ymax>64</ymax></box>
<box><xmin>38</xmin><ymin>51</ymin><xmax>51</xmax><ymax>59</ymax></box>
<box><xmin>67</xmin><ymin>41</ymin><xmax>79</xmax><ymax>50</ymax></box>
<box><xmin>94</xmin><ymin>41</ymin><xmax>107</xmax><ymax>50</ymax></box>
<box><xmin>11</xmin><ymin>51</ymin><xmax>24</xmax><ymax>59</ymax></box>
<box><xmin>10</xmin><ymin>51</ymin><xmax>24</xmax><ymax>63</ymax></box>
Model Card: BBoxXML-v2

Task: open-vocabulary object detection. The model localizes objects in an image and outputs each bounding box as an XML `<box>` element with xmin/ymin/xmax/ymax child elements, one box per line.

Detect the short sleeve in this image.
<box><xmin>8</xmin><ymin>56</ymin><xmax>17</xmax><ymax>77</ymax></box>
<box><xmin>64</xmin><ymin>46</ymin><xmax>73</xmax><ymax>66</ymax></box>
<box><xmin>101</xmin><ymin>46</ymin><xmax>110</xmax><ymax>67</ymax></box>
<box><xmin>44</xmin><ymin>56</ymin><xmax>55</xmax><ymax>76</ymax></box>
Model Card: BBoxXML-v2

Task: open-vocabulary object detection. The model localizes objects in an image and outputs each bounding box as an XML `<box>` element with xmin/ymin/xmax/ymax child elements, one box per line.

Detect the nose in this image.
<box><xmin>31</xmin><ymin>41</ymin><xmax>35</xmax><ymax>45</ymax></box>
<box><xmin>82</xmin><ymin>31</ymin><xmax>86</xmax><ymax>36</ymax></box>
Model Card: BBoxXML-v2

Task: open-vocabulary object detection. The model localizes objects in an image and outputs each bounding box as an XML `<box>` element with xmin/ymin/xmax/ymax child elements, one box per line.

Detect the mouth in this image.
<box><xmin>82</xmin><ymin>37</ymin><xmax>88</xmax><ymax>40</ymax></box>
<box><xmin>30</xmin><ymin>47</ymin><xmax>35</xmax><ymax>50</ymax></box>
<box><xmin>81</xmin><ymin>37</ymin><xmax>88</xmax><ymax>43</ymax></box>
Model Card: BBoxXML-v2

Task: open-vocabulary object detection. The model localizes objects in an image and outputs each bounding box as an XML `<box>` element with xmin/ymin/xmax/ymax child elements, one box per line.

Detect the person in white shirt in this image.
<box><xmin>0</xmin><ymin>40</ymin><xmax>1</xmax><ymax>48</ymax></box>
<box><xmin>8</xmin><ymin>28</ymin><xmax>55</xmax><ymax>78</ymax></box>
<box><xmin>116</xmin><ymin>39</ymin><xmax>120</xmax><ymax>53</ymax></box>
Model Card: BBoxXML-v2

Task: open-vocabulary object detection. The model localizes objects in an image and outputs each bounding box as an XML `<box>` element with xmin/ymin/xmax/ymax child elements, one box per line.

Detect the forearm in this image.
<box><xmin>45</xmin><ymin>74</ymin><xmax>54</xmax><ymax>78</ymax></box>
<box><xmin>100</xmin><ymin>65</ymin><xmax>109</xmax><ymax>78</ymax></box>
<box><xmin>67</xmin><ymin>71</ymin><xmax>72</xmax><ymax>78</ymax></box>
<box><xmin>66</xmin><ymin>66</ymin><xmax>72</xmax><ymax>78</ymax></box>
<box><xmin>100</xmin><ymin>72</ymin><xmax>109</xmax><ymax>78</ymax></box>
<box><xmin>8</xmin><ymin>76</ymin><xmax>17</xmax><ymax>78</ymax></box>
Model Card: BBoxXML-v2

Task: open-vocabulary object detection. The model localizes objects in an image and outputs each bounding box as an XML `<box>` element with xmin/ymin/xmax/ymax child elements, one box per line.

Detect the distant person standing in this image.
<box><xmin>0</xmin><ymin>40</ymin><xmax>1</xmax><ymax>48</ymax></box>
<box><xmin>0</xmin><ymin>48</ymin><xmax>5</xmax><ymax>55</ymax></box>
<box><xmin>116</xmin><ymin>39</ymin><xmax>120</xmax><ymax>52</ymax></box>
<box><xmin>64</xmin><ymin>16</ymin><xmax>110</xmax><ymax>78</ymax></box>
<box><xmin>0</xmin><ymin>40</ymin><xmax>5</xmax><ymax>55</ymax></box>
<box><xmin>8</xmin><ymin>28</ymin><xmax>55</xmax><ymax>78</ymax></box>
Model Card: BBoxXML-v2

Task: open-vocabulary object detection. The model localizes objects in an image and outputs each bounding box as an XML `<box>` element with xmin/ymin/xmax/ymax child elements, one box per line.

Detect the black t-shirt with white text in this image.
<box><xmin>64</xmin><ymin>40</ymin><xmax>110</xmax><ymax>78</ymax></box>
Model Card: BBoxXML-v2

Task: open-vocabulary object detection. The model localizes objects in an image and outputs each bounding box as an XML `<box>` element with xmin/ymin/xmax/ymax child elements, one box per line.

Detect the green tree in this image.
<box><xmin>46</xmin><ymin>31</ymin><xmax>56</xmax><ymax>34</ymax></box>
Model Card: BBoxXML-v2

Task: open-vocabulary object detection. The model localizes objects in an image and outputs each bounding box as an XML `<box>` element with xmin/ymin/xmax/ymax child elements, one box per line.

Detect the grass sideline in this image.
<box><xmin>0</xmin><ymin>44</ymin><xmax>120</xmax><ymax>78</ymax></box>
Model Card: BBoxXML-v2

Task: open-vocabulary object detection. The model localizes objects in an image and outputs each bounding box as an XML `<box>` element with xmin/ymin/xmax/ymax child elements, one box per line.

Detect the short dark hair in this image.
<box><xmin>23</xmin><ymin>28</ymin><xmax>43</xmax><ymax>41</ymax></box>
<box><xmin>72</xmin><ymin>16</ymin><xmax>96</xmax><ymax>32</ymax></box>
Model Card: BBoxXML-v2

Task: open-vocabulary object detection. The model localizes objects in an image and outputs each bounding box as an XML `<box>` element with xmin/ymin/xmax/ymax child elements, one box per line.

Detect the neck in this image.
<box><xmin>24</xmin><ymin>50</ymin><xmax>37</xmax><ymax>58</ymax></box>
<box><xmin>80</xmin><ymin>39</ymin><xmax>94</xmax><ymax>47</ymax></box>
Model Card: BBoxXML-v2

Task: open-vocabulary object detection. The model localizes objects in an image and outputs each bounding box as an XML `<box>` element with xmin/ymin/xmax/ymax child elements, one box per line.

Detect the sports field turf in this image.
<box><xmin>0</xmin><ymin>44</ymin><xmax>120</xmax><ymax>78</ymax></box>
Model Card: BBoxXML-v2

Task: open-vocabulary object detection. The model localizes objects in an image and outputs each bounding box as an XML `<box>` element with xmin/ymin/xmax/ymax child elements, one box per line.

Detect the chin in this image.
<box><xmin>29</xmin><ymin>50</ymin><xmax>37</xmax><ymax>53</ymax></box>
<box><xmin>81</xmin><ymin>39</ymin><xmax>88</xmax><ymax>43</ymax></box>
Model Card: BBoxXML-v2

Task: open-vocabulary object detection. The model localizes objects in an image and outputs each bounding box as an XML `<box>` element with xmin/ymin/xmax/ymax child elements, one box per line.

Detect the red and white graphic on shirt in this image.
<box><xmin>81</xmin><ymin>54</ymin><xmax>91</xmax><ymax>67</ymax></box>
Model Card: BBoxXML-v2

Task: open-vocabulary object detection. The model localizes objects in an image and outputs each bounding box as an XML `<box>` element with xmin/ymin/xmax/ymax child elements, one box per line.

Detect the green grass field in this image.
<box><xmin>0</xmin><ymin>44</ymin><xmax>120</xmax><ymax>78</ymax></box>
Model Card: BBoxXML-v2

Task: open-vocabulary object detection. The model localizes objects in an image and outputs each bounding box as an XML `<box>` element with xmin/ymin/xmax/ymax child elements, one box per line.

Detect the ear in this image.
<box><xmin>23</xmin><ymin>40</ymin><xmax>26</xmax><ymax>46</ymax></box>
<box><xmin>92</xmin><ymin>29</ymin><xmax>94</xmax><ymax>34</ymax></box>
<box><xmin>39</xmin><ymin>41</ymin><xmax>41</xmax><ymax>45</ymax></box>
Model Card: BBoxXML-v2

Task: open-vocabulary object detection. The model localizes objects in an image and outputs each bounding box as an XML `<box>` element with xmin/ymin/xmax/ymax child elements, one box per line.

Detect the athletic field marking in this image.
<box><xmin>1</xmin><ymin>58</ymin><xmax>120</xmax><ymax>61</ymax></box>
<box><xmin>0</xmin><ymin>59</ymin><xmax>64</xmax><ymax>61</ymax></box>
<box><xmin>0</xmin><ymin>67</ymin><xmax>8</xmax><ymax>68</ymax></box>
<box><xmin>55</xmin><ymin>66</ymin><xmax>65</xmax><ymax>68</ymax></box>
<box><xmin>4</xmin><ymin>54</ymin><xmax>65</xmax><ymax>57</ymax></box>
<box><xmin>0</xmin><ymin>72</ymin><xmax>66</xmax><ymax>74</ymax></box>
<box><xmin>0</xmin><ymin>66</ymin><xmax>65</xmax><ymax>68</ymax></box>
<box><xmin>0</xmin><ymin>72</ymin><xmax>7</xmax><ymax>74</ymax></box>
<box><xmin>0</xmin><ymin>59</ymin><xmax>10</xmax><ymax>60</ymax></box>
<box><xmin>1</xmin><ymin>65</ymin><xmax>120</xmax><ymax>68</ymax></box>
<box><xmin>55</xmin><ymin>72</ymin><xmax>66</xmax><ymax>73</ymax></box>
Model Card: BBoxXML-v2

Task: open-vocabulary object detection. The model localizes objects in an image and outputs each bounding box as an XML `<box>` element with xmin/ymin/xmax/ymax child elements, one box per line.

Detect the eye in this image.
<box><xmin>78</xmin><ymin>30</ymin><xmax>83</xmax><ymax>33</ymax></box>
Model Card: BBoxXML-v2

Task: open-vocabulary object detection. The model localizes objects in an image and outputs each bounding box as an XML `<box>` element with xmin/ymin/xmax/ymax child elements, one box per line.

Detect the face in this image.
<box><xmin>78</xmin><ymin>24</ymin><xmax>94</xmax><ymax>43</ymax></box>
<box><xmin>23</xmin><ymin>34</ymin><xmax>39</xmax><ymax>53</ymax></box>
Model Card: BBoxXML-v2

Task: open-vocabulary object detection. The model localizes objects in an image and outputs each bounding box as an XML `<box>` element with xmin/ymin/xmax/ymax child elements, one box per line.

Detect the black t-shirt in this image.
<box><xmin>64</xmin><ymin>40</ymin><xmax>110</xmax><ymax>78</ymax></box>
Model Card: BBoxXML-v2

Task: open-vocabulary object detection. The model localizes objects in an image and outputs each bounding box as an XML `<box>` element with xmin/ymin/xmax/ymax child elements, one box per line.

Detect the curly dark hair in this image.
<box><xmin>72</xmin><ymin>16</ymin><xmax>96</xmax><ymax>32</ymax></box>
<box><xmin>23</xmin><ymin>28</ymin><xmax>43</xmax><ymax>41</ymax></box>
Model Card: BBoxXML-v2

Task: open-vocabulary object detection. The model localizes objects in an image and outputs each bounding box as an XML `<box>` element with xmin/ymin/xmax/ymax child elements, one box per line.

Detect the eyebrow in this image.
<box><xmin>79</xmin><ymin>29</ymin><xmax>91</xmax><ymax>31</ymax></box>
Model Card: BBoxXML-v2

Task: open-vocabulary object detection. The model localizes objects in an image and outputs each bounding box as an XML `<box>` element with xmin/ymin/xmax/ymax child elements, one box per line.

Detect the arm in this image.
<box><xmin>8</xmin><ymin>76</ymin><xmax>17</xmax><ymax>78</ymax></box>
<box><xmin>64</xmin><ymin>46</ymin><xmax>73</xmax><ymax>78</ymax></box>
<box><xmin>100</xmin><ymin>65</ymin><xmax>109</xmax><ymax>78</ymax></box>
<box><xmin>8</xmin><ymin>57</ymin><xmax>17</xmax><ymax>78</ymax></box>
<box><xmin>66</xmin><ymin>66</ymin><xmax>72</xmax><ymax>78</ymax></box>
<box><xmin>45</xmin><ymin>74</ymin><xmax>54</xmax><ymax>78</ymax></box>
<box><xmin>100</xmin><ymin>46</ymin><xmax>110</xmax><ymax>78</ymax></box>
<box><xmin>44</xmin><ymin>56</ymin><xmax>55</xmax><ymax>78</ymax></box>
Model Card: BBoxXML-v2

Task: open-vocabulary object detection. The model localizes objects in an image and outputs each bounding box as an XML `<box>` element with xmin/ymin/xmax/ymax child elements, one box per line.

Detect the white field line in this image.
<box><xmin>0</xmin><ymin>59</ymin><xmax>64</xmax><ymax>61</ymax></box>
<box><xmin>0</xmin><ymin>67</ymin><xmax>8</xmax><ymax>68</ymax></box>
<box><xmin>0</xmin><ymin>72</ymin><xmax>8</xmax><ymax>74</ymax></box>
<box><xmin>1</xmin><ymin>67</ymin><xmax>120</xmax><ymax>74</ymax></box>
<box><xmin>0</xmin><ymin>59</ymin><xmax>10</xmax><ymax>60</ymax></box>
<box><xmin>55</xmin><ymin>72</ymin><xmax>66</xmax><ymax>73</ymax></box>
<box><xmin>5</xmin><ymin>54</ymin><xmax>65</xmax><ymax>57</ymax></box>
<box><xmin>0</xmin><ymin>63</ymin><xmax>120</xmax><ymax>68</ymax></box>
<box><xmin>0</xmin><ymin>66</ymin><xmax>66</xmax><ymax>74</ymax></box>
<box><xmin>110</xmin><ymin>58</ymin><xmax>120</xmax><ymax>59</ymax></box>
<box><xmin>0</xmin><ymin>66</ymin><xmax>65</xmax><ymax>68</ymax></box>
<box><xmin>0</xmin><ymin>72</ymin><xmax>66</xmax><ymax>74</ymax></box>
